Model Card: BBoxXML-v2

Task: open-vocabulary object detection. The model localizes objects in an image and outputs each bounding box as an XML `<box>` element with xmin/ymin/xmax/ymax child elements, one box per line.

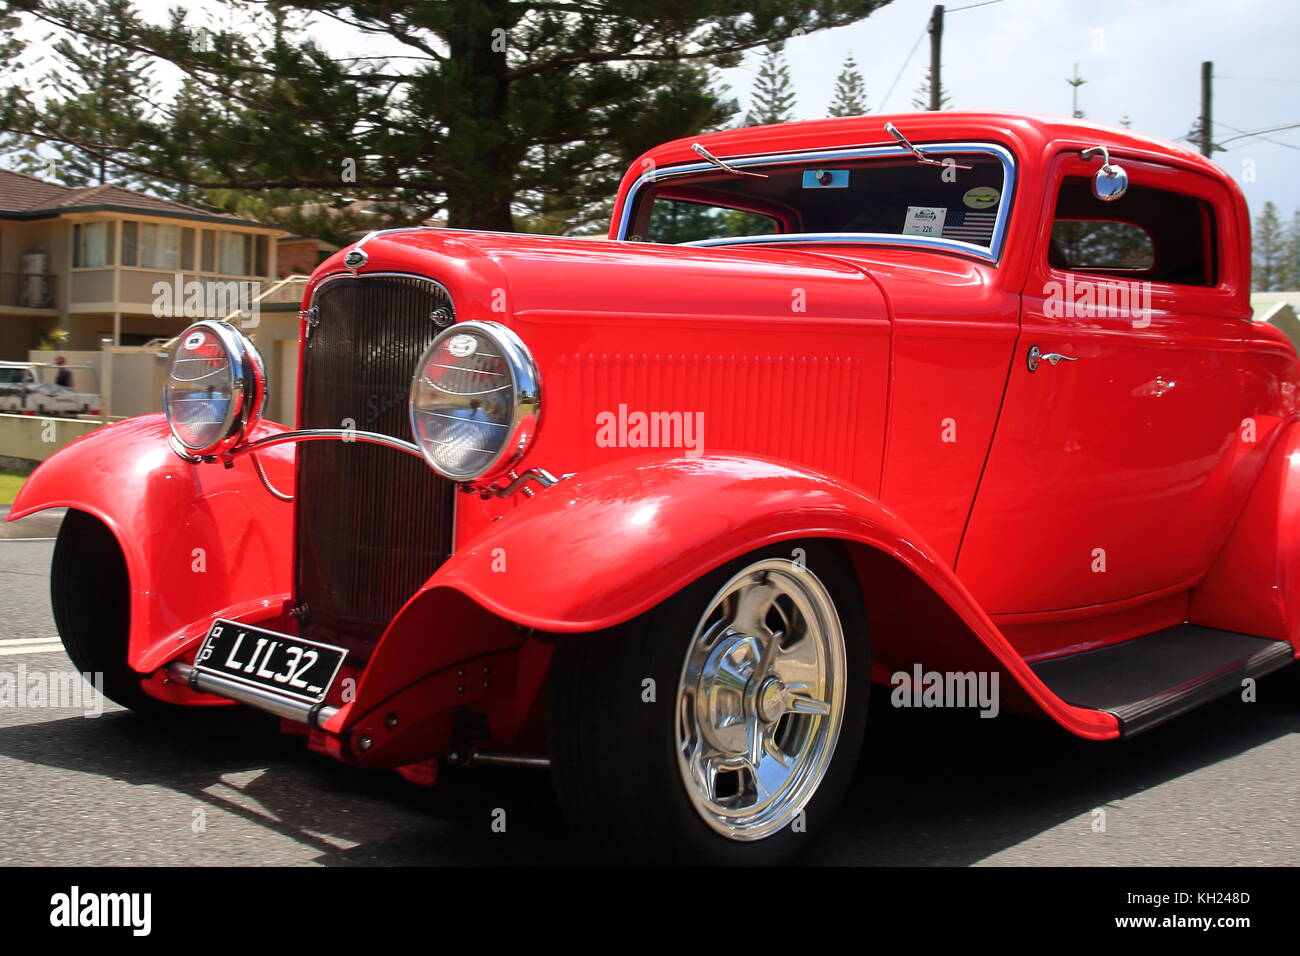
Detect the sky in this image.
<box><xmin>7</xmin><ymin>0</ymin><xmax>1298</xmax><ymax>222</ymax></box>
<box><xmin>714</xmin><ymin>0</ymin><xmax>1299</xmax><ymax>221</ymax></box>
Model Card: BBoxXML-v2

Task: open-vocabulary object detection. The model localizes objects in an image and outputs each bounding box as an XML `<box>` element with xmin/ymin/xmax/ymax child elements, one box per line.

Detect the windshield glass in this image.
<box><xmin>624</xmin><ymin>145</ymin><xmax>1011</xmax><ymax>258</ymax></box>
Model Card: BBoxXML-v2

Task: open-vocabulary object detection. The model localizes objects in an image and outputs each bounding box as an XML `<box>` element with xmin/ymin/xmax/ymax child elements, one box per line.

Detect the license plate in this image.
<box><xmin>193</xmin><ymin>619</ymin><xmax>346</xmax><ymax>705</ymax></box>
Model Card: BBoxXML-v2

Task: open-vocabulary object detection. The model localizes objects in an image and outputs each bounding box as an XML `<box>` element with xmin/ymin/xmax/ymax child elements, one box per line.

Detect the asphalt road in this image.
<box><xmin>0</xmin><ymin>520</ymin><xmax>1296</xmax><ymax>866</ymax></box>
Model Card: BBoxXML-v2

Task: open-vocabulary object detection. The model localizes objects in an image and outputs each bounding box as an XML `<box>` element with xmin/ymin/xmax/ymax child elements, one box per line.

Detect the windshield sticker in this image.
<box><xmin>902</xmin><ymin>206</ymin><xmax>948</xmax><ymax>237</ymax></box>
<box><xmin>802</xmin><ymin>169</ymin><xmax>850</xmax><ymax>188</ymax></box>
<box><xmin>963</xmin><ymin>186</ymin><xmax>1001</xmax><ymax>209</ymax></box>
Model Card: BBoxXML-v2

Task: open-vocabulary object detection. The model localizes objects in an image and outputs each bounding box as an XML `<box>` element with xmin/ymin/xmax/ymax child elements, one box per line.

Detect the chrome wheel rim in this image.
<box><xmin>675</xmin><ymin>557</ymin><xmax>847</xmax><ymax>841</ymax></box>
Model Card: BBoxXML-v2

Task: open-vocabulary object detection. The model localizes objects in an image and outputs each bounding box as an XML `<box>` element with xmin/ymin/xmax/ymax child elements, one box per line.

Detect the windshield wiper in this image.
<box><xmin>691</xmin><ymin>142</ymin><xmax>770</xmax><ymax>179</ymax></box>
<box><xmin>884</xmin><ymin>122</ymin><xmax>973</xmax><ymax>170</ymax></box>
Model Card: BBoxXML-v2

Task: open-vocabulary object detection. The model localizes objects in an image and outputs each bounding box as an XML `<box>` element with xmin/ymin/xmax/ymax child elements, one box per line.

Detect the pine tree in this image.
<box><xmin>1283</xmin><ymin>209</ymin><xmax>1300</xmax><ymax>290</ymax></box>
<box><xmin>911</xmin><ymin>67</ymin><xmax>951</xmax><ymax>110</ymax></box>
<box><xmin>828</xmin><ymin>54</ymin><xmax>868</xmax><ymax>116</ymax></box>
<box><xmin>1253</xmin><ymin>202</ymin><xmax>1285</xmax><ymax>291</ymax></box>
<box><xmin>746</xmin><ymin>46</ymin><xmax>797</xmax><ymax>126</ymax></box>
<box><xmin>2</xmin><ymin>1</ymin><xmax>894</xmax><ymax>232</ymax></box>
<box><xmin>3</xmin><ymin>0</ymin><xmax>158</xmax><ymax>190</ymax></box>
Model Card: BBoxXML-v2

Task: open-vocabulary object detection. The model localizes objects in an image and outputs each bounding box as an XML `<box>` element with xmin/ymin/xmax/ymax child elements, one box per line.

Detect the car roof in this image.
<box><xmin>637</xmin><ymin>111</ymin><xmax>1224</xmax><ymax>182</ymax></box>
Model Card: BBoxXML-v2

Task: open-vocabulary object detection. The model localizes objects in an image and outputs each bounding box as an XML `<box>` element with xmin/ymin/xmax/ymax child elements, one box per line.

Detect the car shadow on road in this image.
<box><xmin>0</xmin><ymin>669</ymin><xmax>1295</xmax><ymax>866</ymax></box>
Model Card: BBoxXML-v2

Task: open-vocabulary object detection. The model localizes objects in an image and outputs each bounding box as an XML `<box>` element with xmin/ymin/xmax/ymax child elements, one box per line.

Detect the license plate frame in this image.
<box><xmin>192</xmin><ymin>619</ymin><xmax>346</xmax><ymax>706</ymax></box>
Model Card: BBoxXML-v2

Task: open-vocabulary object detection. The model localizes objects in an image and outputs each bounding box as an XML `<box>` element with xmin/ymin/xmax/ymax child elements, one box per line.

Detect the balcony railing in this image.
<box><xmin>0</xmin><ymin>271</ymin><xmax>56</xmax><ymax>310</ymax></box>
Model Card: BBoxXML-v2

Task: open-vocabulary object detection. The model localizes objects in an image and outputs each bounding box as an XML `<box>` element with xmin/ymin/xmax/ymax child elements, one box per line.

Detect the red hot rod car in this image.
<box><xmin>11</xmin><ymin>112</ymin><xmax>1299</xmax><ymax>864</ymax></box>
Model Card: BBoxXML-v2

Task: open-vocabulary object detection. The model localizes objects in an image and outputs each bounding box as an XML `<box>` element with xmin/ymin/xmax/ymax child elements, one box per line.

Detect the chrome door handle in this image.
<box><xmin>1027</xmin><ymin>345</ymin><xmax>1078</xmax><ymax>372</ymax></box>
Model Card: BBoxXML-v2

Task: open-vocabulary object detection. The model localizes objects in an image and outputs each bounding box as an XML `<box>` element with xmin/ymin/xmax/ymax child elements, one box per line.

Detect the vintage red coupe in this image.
<box><xmin>11</xmin><ymin>112</ymin><xmax>1298</xmax><ymax>864</ymax></box>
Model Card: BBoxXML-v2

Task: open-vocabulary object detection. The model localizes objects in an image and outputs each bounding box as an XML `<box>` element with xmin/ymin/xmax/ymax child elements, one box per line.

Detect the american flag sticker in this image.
<box><xmin>941</xmin><ymin>209</ymin><xmax>997</xmax><ymax>244</ymax></box>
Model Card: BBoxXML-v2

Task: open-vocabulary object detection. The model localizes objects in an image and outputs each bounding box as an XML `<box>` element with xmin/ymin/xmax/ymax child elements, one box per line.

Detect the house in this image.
<box><xmin>1252</xmin><ymin>291</ymin><xmax>1300</xmax><ymax>352</ymax></box>
<box><xmin>278</xmin><ymin>233</ymin><xmax>340</xmax><ymax>278</ymax></box>
<box><xmin>0</xmin><ymin>168</ymin><xmax>287</xmax><ymax>357</ymax></box>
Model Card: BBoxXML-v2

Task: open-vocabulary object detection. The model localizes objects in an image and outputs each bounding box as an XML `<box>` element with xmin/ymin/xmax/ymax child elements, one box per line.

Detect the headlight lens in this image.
<box><xmin>409</xmin><ymin>320</ymin><xmax>539</xmax><ymax>481</ymax></box>
<box><xmin>164</xmin><ymin>320</ymin><xmax>266</xmax><ymax>456</ymax></box>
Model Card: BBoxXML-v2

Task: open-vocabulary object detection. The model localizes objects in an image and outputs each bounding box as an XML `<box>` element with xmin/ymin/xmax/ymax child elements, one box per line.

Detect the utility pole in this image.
<box><xmin>929</xmin><ymin>5</ymin><xmax>944</xmax><ymax>111</ymax></box>
<box><xmin>1067</xmin><ymin>63</ymin><xmax>1086</xmax><ymax>118</ymax></box>
<box><xmin>1199</xmin><ymin>61</ymin><xmax>1214</xmax><ymax>157</ymax></box>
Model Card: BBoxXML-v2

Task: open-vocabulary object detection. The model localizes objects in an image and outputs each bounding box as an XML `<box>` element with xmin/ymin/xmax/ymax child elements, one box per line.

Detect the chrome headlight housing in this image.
<box><xmin>409</xmin><ymin>320</ymin><xmax>540</xmax><ymax>482</ymax></box>
<box><xmin>164</xmin><ymin>320</ymin><xmax>266</xmax><ymax>457</ymax></box>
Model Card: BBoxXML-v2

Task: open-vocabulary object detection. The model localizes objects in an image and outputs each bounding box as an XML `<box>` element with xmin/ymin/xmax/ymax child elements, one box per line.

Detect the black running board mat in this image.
<box><xmin>1029</xmin><ymin>625</ymin><xmax>1294</xmax><ymax>737</ymax></box>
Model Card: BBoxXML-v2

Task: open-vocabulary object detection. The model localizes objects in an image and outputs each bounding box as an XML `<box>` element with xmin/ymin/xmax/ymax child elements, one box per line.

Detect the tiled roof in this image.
<box><xmin>0</xmin><ymin>168</ymin><xmax>74</xmax><ymax>212</ymax></box>
<box><xmin>0</xmin><ymin>168</ymin><xmax>266</xmax><ymax>227</ymax></box>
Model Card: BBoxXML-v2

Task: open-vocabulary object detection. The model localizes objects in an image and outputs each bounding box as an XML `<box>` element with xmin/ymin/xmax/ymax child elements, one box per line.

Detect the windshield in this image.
<box><xmin>622</xmin><ymin>144</ymin><xmax>1012</xmax><ymax>260</ymax></box>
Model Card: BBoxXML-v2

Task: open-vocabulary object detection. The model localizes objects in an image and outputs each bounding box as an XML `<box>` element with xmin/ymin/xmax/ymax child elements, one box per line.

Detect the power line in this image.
<box><xmin>947</xmin><ymin>0</ymin><xmax>1005</xmax><ymax>11</ymax></box>
<box><xmin>1215</xmin><ymin>75</ymin><xmax>1300</xmax><ymax>84</ymax></box>
<box><xmin>879</xmin><ymin>22</ymin><xmax>928</xmax><ymax>111</ymax></box>
<box><xmin>1217</xmin><ymin>122</ymin><xmax>1300</xmax><ymax>145</ymax></box>
<box><xmin>1214</xmin><ymin>120</ymin><xmax>1300</xmax><ymax>152</ymax></box>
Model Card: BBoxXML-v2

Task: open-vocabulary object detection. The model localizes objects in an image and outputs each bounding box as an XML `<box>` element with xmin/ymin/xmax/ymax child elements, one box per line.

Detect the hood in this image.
<box><xmin>314</xmin><ymin>228</ymin><xmax>891</xmax><ymax>328</ymax></box>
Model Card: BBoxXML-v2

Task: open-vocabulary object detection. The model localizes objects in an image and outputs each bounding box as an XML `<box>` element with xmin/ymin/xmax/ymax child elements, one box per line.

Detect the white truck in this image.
<box><xmin>0</xmin><ymin>361</ymin><xmax>100</xmax><ymax>416</ymax></box>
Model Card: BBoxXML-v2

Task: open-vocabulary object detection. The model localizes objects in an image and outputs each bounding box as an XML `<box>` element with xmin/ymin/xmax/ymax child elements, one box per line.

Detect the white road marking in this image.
<box><xmin>0</xmin><ymin>537</ymin><xmax>58</xmax><ymax>542</ymax></box>
<box><xmin>0</xmin><ymin>638</ymin><xmax>64</xmax><ymax>646</ymax></box>
<box><xmin>0</xmin><ymin>643</ymin><xmax>64</xmax><ymax>657</ymax></box>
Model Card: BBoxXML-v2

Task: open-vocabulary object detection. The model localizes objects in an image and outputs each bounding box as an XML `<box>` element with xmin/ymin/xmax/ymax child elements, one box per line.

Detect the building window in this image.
<box><xmin>121</xmin><ymin>221</ymin><xmax>137</xmax><ymax>266</ymax></box>
<box><xmin>73</xmin><ymin>221</ymin><xmax>112</xmax><ymax>268</ymax></box>
<box><xmin>218</xmin><ymin>232</ymin><xmax>253</xmax><ymax>275</ymax></box>
<box><xmin>181</xmin><ymin>227</ymin><xmax>195</xmax><ymax>271</ymax></box>
<box><xmin>139</xmin><ymin>223</ymin><xmax>181</xmax><ymax>270</ymax></box>
<box><xmin>200</xmin><ymin>230</ymin><xmax>215</xmax><ymax>272</ymax></box>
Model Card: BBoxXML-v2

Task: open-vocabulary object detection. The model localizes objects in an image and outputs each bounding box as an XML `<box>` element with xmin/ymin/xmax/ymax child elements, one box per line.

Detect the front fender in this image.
<box><xmin>8</xmin><ymin>414</ymin><xmax>296</xmax><ymax>673</ymax></box>
<box><xmin>396</xmin><ymin>454</ymin><xmax>1119</xmax><ymax>739</ymax></box>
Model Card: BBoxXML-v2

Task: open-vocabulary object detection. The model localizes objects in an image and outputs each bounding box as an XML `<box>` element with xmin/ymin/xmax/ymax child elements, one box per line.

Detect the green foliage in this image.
<box><xmin>828</xmin><ymin>53</ymin><xmax>867</xmax><ymax>117</ymax></box>
<box><xmin>1052</xmin><ymin>220</ymin><xmax>1154</xmax><ymax>270</ymax></box>
<box><xmin>745</xmin><ymin>45</ymin><xmax>796</xmax><ymax>126</ymax></box>
<box><xmin>1</xmin><ymin>0</ymin><xmax>893</xmax><ymax>235</ymax></box>
<box><xmin>1282</xmin><ymin>209</ymin><xmax>1300</xmax><ymax>291</ymax></box>
<box><xmin>644</xmin><ymin>198</ymin><xmax>772</xmax><ymax>243</ymax></box>
<box><xmin>910</xmin><ymin>66</ymin><xmax>950</xmax><ymax>110</ymax></box>
<box><xmin>1253</xmin><ymin>201</ymin><xmax>1286</xmax><ymax>291</ymax></box>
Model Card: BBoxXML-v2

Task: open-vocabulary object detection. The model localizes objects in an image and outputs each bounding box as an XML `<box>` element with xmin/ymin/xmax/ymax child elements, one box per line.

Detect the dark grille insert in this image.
<box><xmin>295</xmin><ymin>274</ymin><xmax>455</xmax><ymax>650</ymax></box>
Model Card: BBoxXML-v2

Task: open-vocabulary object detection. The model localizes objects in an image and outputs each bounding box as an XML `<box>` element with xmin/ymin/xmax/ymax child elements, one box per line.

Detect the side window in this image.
<box><xmin>1050</xmin><ymin>175</ymin><xmax>1216</xmax><ymax>286</ymax></box>
<box><xmin>1051</xmin><ymin>221</ymin><xmax>1154</xmax><ymax>271</ymax></box>
<box><xmin>640</xmin><ymin>198</ymin><xmax>778</xmax><ymax>244</ymax></box>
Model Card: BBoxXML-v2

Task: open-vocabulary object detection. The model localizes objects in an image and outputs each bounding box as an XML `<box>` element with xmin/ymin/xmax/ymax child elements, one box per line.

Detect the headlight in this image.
<box><xmin>164</xmin><ymin>320</ymin><xmax>266</xmax><ymax>457</ymax></box>
<box><xmin>409</xmin><ymin>320</ymin><xmax>539</xmax><ymax>481</ymax></box>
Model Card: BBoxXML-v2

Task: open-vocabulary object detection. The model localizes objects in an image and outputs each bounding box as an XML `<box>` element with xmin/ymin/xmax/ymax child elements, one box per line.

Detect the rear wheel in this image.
<box><xmin>52</xmin><ymin>509</ymin><xmax>176</xmax><ymax>715</ymax></box>
<box><xmin>548</xmin><ymin>540</ymin><xmax>869</xmax><ymax>864</ymax></box>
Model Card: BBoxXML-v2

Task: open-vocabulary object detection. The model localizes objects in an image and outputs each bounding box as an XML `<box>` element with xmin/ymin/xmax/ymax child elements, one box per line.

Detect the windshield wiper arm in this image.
<box><xmin>691</xmin><ymin>142</ymin><xmax>770</xmax><ymax>179</ymax></box>
<box><xmin>884</xmin><ymin>122</ymin><xmax>973</xmax><ymax>170</ymax></box>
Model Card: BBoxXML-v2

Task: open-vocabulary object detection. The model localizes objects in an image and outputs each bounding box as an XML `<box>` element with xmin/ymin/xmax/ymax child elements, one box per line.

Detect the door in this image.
<box><xmin>957</xmin><ymin>153</ymin><xmax>1287</xmax><ymax>616</ymax></box>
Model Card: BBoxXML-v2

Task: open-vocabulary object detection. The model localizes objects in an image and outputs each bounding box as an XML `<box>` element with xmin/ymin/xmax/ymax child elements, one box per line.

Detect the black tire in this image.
<box><xmin>52</xmin><ymin>509</ymin><xmax>178</xmax><ymax>716</ymax></box>
<box><xmin>548</xmin><ymin>540</ymin><xmax>869</xmax><ymax>864</ymax></box>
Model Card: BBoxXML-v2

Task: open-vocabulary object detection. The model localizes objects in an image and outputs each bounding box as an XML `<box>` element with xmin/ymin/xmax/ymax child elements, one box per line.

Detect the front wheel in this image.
<box><xmin>52</xmin><ymin>509</ymin><xmax>177</xmax><ymax>716</ymax></box>
<box><xmin>548</xmin><ymin>540</ymin><xmax>869</xmax><ymax>864</ymax></box>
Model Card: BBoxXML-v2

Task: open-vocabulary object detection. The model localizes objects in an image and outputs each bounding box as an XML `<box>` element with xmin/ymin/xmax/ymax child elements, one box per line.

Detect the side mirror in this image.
<box><xmin>1081</xmin><ymin>145</ymin><xmax>1128</xmax><ymax>202</ymax></box>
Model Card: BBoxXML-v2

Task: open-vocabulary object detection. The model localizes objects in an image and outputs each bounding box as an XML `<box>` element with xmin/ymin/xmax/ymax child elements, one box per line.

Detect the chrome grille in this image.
<box><xmin>294</xmin><ymin>273</ymin><xmax>455</xmax><ymax>650</ymax></box>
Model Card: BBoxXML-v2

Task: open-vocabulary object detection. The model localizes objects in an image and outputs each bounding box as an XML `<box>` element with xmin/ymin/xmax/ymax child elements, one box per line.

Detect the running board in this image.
<box><xmin>1029</xmin><ymin>625</ymin><xmax>1294</xmax><ymax>737</ymax></box>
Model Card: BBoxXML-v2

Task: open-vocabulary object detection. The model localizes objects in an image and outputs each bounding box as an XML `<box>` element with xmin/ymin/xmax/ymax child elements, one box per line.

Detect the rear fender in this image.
<box><xmin>1191</xmin><ymin>418</ymin><xmax>1300</xmax><ymax>652</ymax></box>
<box><xmin>356</xmin><ymin>454</ymin><xmax>1119</xmax><ymax>740</ymax></box>
<box><xmin>7</xmin><ymin>414</ymin><xmax>296</xmax><ymax>675</ymax></box>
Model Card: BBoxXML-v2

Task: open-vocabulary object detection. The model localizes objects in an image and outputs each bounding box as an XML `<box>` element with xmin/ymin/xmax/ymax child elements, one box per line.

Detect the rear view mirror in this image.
<box><xmin>1082</xmin><ymin>145</ymin><xmax>1128</xmax><ymax>202</ymax></box>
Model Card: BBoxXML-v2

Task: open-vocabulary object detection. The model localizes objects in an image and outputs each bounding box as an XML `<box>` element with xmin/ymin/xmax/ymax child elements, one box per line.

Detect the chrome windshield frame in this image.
<box><xmin>616</xmin><ymin>141</ymin><xmax>1017</xmax><ymax>264</ymax></box>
